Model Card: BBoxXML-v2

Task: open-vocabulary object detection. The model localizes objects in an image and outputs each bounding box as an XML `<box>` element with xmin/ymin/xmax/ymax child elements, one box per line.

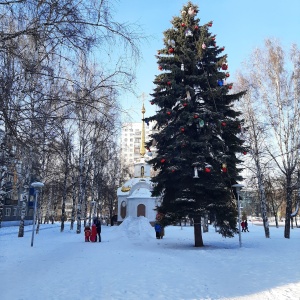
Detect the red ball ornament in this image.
<box><xmin>228</xmin><ymin>85</ymin><xmax>233</xmax><ymax>89</ymax></box>
<box><xmin>168</xmin><ymin>48</ymin><xmax>174</xmax><ymax>54</ymax></box>
<box><xmin>171</xmin><ymin>169</ymin><xmax>176</xmax><ymax>173</ymax></box>
<box><xmin>205</xmin><ymin>167</ymin><xmax>211</xmax><ymax>173</ymax></box>
<box><xmin>157</xmin><ymin>51</ymin><xmax>161</xmax><ymax>55</ymax></box>
<box><xmin>167</xmin><ymin>111</ymin><xmax>171</xmax><ymax>115</ymax></box>
<box><xmin>194</xmin><ymin>114</ymin><xmax>199</xmax><ymax>119</ymax></box>
<box><xmin>150</xmin><ymin>101</ymin><xmax>154</xmax><ymax>105</ymax></box>
<box><xmin>221</xmin><ymin>63</ymin><xmax>228</xmax><ymax>70</ymax></box>
<box><xmin>211</xmin><ymin>36</ymin><xmax>216</xmax><ymax>41</ymax></box>
<box><xmin>161</xmin><ymin>158</ymin><xmax>166</xmax><ymax>163</ymax></box>
<box><xmin>225</xmin><ymin>72</ymin><xmax>230</xmax><ymax>78</ymax></box>
<box><xmin>183</xmin><ymin>102</ymin><xmax>188</xmax><ymax>107</ymax></box>
<box><xmin>208</xmin><ymin>21</ymin><xmax>213</xmax><ymax>27</ymax></box>
<box><xmin>194</xmin><ymin>25</ymin><xmax>199</xmax><ymax>30</ymax></box>
<box><xmin>158</xmin><ymin>65</ymin><xmax>163</xmax><ymax>70</ymax></box>
<box><xmin>167</xmin><ymin>81</ymin><xmax>171</xmax><ymax>85</ymax></box>
<box><xmin>221</xmin><ymin>47</ymin><xmax>225</xmax><ymax>51</ymax></box>
<box><xmin>180</xmin><ymin>127</ymin><xmax>185</xmax><ymax>132</ymax></box>
<box><xmin>221</xmin><ymin>122</ymin><xmax>226</xmax><ymax>127</ymax></box>
<box><xmin>181</xmin><ymin>23</ymin><xmax>186</xmax><ymax>27</ymax></box>
<box><xmin>243</xmin><ymin>151</ymin><xmax>247</xmax><ymax>155</ymax></box>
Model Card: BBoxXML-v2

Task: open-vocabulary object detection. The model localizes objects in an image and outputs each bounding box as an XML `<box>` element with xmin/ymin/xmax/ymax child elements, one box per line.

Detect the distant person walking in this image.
<box><xmin>155</xmin><ymin>223</ymin><xmax>162</xmax><ymax>239</ymax></box>
<box><xmin>244</xmin><ymin>220</ymin><xmax>249</xmax><ymax>232</ymax></box>
<box><xmin>95</xmin><ymin>217</ymin><xmax>102</xmax><ymax>242</ymax></box>
<box><xmin>90</xmin><ymin>223</ymin><xmax>97</xmax><ymax>242</ymax></box>
<box><xmin>241</xmin><ymin>221</ymin><xmax>246</xmax><ymax>232</ymax></box>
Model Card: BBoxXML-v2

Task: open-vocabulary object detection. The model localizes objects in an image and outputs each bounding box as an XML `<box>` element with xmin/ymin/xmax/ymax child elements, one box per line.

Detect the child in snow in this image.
<box><xmin>90</xmin><ymin>223</ymin><xmax>97</xmax><ymax>242</ymax></box>
<box><xmin>155</xmin><ymin>223</ymin><xmax>162</xmax><ymax>239</ymax></box>
<box><xmin>84</xmin><ymin>225</ymin><xmax>91</xmax><ymax>242</ymax></box>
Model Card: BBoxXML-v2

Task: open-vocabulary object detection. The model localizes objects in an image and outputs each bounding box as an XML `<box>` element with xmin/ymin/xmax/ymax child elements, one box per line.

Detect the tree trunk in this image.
<box><xmin>18</xmin><ymin>198</ymin><xmax>27</xmax><ymax>237</ymax></box>
<box><xmin>193</xmin><ymin>216</ymin><xmax>204</xmax><ymax>247</ymax></box>
<box><xmin>284</xmin><ymin>178</ymin><xmax>292</xmax><ymax>238</ymax></box>
<box><xmin>255</xmin><ymin>156</ymin><xmax>270</xmax><ymax>238</ymax></box>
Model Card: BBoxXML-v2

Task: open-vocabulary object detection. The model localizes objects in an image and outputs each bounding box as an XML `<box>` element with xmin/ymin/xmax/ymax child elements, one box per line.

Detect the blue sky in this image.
<box><xmin>114</xmin><ymin>0</ymin><xmax>300</xmax><ymax>122</ymax></box>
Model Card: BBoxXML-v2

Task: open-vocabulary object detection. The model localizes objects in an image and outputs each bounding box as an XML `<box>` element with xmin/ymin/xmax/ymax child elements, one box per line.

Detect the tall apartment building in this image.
<box><xmin>120</xmin><ymin>121</ymin><xmax>155</xmax><ymax>176</ymax></box>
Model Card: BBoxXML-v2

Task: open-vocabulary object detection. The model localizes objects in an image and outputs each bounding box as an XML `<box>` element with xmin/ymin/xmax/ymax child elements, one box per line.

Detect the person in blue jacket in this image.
<box><xmin>155</xmin><ymin>223</ymin><xmax>162</xmax><ymax>239</ymax></box>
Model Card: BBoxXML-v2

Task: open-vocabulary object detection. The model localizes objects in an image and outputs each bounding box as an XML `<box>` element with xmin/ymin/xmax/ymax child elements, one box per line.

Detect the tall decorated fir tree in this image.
<box><xmin>146</xmin><ymin>2</ymin><xmax>246</xmax><ymax>247</ymax></box>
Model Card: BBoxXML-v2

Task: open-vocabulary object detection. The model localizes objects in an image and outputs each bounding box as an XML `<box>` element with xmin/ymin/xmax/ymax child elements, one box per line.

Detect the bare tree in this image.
<box><xmin>236</xmin><ymin>74</ymin><xmax>270</xmax><ymax>238</ymax></box>
<box><xmin>237</xmin><ymin>39</ymin><xmax>300</xmax><ymax>238</ymax></box>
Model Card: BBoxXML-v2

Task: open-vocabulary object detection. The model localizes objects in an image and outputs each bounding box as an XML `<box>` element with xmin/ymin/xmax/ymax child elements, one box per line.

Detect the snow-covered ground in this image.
<box><xmin>1</xmin><ymin>216</ymin><xmax>299</xmax><ymax>300</ymax></box>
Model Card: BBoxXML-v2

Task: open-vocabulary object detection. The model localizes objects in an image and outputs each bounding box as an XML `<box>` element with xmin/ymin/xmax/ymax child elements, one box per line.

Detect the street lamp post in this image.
<box><xmin>30</xmin><ymin>182</ymin><xmax>44</xmax><ymax>247</ymax></box>
<box><xmin>232</xmin><ymin>184</ymin><xmax>244</xmax><ymax>248</ymax></box>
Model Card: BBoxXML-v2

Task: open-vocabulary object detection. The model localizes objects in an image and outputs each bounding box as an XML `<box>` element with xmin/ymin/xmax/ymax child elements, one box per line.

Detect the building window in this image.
<box><xmin>5</xmin><ymin>208</ymin><xmax>11</xmax><ymax>216</ymax></box>
<box><xmin>137</xmin><ymin>204</ymin><xmax>146</xmax><ymax>217</ymax></box>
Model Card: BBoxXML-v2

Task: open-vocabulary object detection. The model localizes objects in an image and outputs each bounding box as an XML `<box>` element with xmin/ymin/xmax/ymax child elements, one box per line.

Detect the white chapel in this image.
<box><xmin>117</xmin><ymin>104</ymin><xmax>160</xmax><ymax>225</ymax></box>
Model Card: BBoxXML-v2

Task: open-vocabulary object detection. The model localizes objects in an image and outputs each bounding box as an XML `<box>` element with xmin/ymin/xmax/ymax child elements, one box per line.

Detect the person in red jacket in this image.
<box><xmin>241</xmin><ymin>221</ymin><xmax>246</xmax><ymax>232</ymax></box>
<box><xmin>84</xmin><ymin>225</ymin><xmax>91</xmax><ymax>242</ymax></box>
<box><xmin>90</xmin><ymin>223</ymin><xmax>97</xmax><ymax>242</ymax></box>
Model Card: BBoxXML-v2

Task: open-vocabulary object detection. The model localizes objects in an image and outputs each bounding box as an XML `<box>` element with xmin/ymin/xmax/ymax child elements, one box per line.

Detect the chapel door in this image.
<box><xmin>137</xmin><ymin>204</ymin><xmax>146</xmax><ymax>217</ymax></box>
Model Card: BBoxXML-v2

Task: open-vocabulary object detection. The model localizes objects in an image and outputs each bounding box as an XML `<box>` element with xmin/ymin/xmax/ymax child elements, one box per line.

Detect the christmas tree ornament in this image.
<box><xmin>208</xmin><ymin>21</ymin><xmax>213</xmax><ymax>27</ymax></box>
<box><xmin>221</xmin><ymin>47</ymin><xmax>225</xmax><ymax>51</ymax></box>
<box><xmin>211</xmin><ymin>36</ymin><xmax>216</xmax><ymax>41</ymax></box>
<box><xmin>225</xmin><ymin>72</ymin><xmax>230</xmax><ymax>77</ymax></box>
<box><xmin>193</xmin><ymin>166</ymin><xmax>199</xmax><ymax>178</ymax></box>
<box><xmin>218</xmin><ymin>79</ymin><xmax>223</xmax><ymax>86</ymax></box>
<box><xmin>228</xmin><ymin>85</ymin><xmax>233</xmax><ymax>89</ymax></box>
<box><xmin>168</xmin><ymin>39</ymin><xmax>175</xmax><ymax>47</ymax></box>
<box><xmin>185</xmin><ymin>29</ymin><xmax>193</xmax><ymax>37</ymax></box>
<box><xmin>170</xmin><ymin>166</ymin><xmax>176</xmax><ymax>173</ymax></box>
<box><xmin>181</xmin><ymin>23</ymin><xmax>186</xmax><ymax>27</ymax></box>
<box><xmin>181</xmin><ymin>10</ymin><xmax>187</xmax><ymax>15</ymax></box>
<box><xmin>157</xmin><ymin>51</ymin><xmax>161</xmax><ymax>55</ymax></box>
<box><xmin>182</xmin><ymin>102</ymin><xmax>188</xmax><ymax>107</ymax></box>
<box><xmin>204</xmin><ymin>164</ymin><xmax>212</xmax><ymax>173</ymax></box>
<box><xmin>188</xmin><ymin>7</ymin><xmax>196</xmax><ymax>16</ymax></box>
<box><xmin>168</xmin><ymin>47</ymin><xmax>174</xmax><ymax>54</ymax></box>
<box><xmin>221</xmin><ymin>121</ymin><xmax>226</xmax><ymax>127</ymax></box>
<box><xmin>158</xmin><ymin>65</ymin><xmax>163</xmax><ymax>71</ymax></box>
<box><xmin>222</xmin><ymin>163</ymin><xmax>227</xmax><ymax>173</ymax></box>
<box><xmin>194</xmin><ymin>113</ymin><xmax>199</xmax><ymax>119</ymax></box>
<box><xmin>243</xmin><ymin>151</ymin><xmax>247</xmax><ymax>155</ymax></box>
<box><xmin>150</xmin><ymin>101</ymin><xmax>154</xmax><ymax>105</ymax></box>
<box><xmin>180</xmin><ymin>127</ymin><xmax>185</xmax><ymax>132</ymax></box>
<box><xmin>181</xmin><ymin>63</ymin><xmax>185</xmax><ymax>71</ymax></box>
<box><xmin>167</xmin><ymin>81</ymin><xmax>171</xmax><ymax>85</ymax></box>
<box><xmin>194</xmin><ymin>25</ymin><xmax>199</xmax><ymax>30</ymax></box>
<box><xmin>186</xmin><ymin>90</ymin><xmax>191</xmax><ymax>100</ymax></box>
<box><xmin>199</xmin><ymin>119</ymin><xmax>205</xmax><ymax>127</ymax></box>
<box><xmin>221</xmin><ymin>63</ymin><xmax>228</xmax><ymax>70</ymax></box>
<box><xmin>202</xmin><ymin>43</ymin><xmax>206</xmax><ymax>49</ymax></box>
<box><xmin>167</xmin><ymin>111</ymin><xmax>171</xmax><ymax>115</ymax></box>
<box><xmin>161</xmin><ymin>158</ymin><xmax>166</xmax><ymax>163</ymax></box>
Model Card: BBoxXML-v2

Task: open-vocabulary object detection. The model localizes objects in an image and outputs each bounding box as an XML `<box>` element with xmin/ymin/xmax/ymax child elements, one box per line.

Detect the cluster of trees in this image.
<box><xmin>0</xmin><ymin>0</ymin><xmax>141</xmax><ymax>234</ymax></box>
<box><xmin>236</xmin><ymin>39</ymin><xmax>300</xmax><ymax>239</ymax></box>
